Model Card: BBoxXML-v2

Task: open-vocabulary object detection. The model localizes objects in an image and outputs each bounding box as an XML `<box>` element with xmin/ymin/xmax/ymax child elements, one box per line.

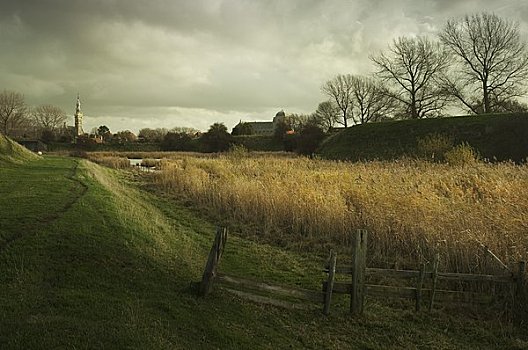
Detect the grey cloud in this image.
<box><xmin>1</xmin><ymin>0</ymin><xmax>527</xmax><ymax>132</ymax></box>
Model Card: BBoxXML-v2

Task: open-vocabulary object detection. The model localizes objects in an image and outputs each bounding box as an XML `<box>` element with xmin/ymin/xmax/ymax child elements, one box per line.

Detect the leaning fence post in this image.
<box><xmin>323</xmin><ymin>250</ymin><xmax>337</xmax><ymax>315</ymax></box>
<box><xmin>350</xmin><ymin>229</ymin><xmax>367</xmax><ymax>315</ymax></box>
<box><xmin>199</xmin><ymin>227</ymin><xmax>228</xmax><ymax>297</ymax></box>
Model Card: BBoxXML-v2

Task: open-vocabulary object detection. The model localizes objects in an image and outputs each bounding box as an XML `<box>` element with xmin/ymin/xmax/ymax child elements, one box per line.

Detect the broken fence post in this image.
<box><xmin>199</xmin><ymin>226</ymin><xmax>228</xmax><ymax>297</ymax></box>
<box><xmin>323</xmin><ymin>250</ymin><xmax>337</xmax><ymax>315</ymax></box>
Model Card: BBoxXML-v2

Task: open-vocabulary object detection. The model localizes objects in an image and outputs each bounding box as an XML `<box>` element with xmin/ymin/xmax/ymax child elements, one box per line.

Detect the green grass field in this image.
<box><xmin>0</xmin><ymin>154</ymin><xmax>526</xmax><ymax>349</ymax></box>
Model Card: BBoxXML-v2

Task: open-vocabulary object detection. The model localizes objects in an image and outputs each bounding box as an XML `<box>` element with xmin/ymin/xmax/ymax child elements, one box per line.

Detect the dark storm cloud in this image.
<box><xmin>0</xmin><ymin>0</ymin><xmax>527</xmax><ymax>132</ymax></box>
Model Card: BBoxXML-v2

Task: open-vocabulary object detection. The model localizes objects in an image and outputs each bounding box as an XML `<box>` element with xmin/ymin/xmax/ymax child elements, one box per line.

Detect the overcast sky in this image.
<box><xmin>1</xmin><ymin>0</ymin><xmax>527</xmax><ymax>133</ymax></box>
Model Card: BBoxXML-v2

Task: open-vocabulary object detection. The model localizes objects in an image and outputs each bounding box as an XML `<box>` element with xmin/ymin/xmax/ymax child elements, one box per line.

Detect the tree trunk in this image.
<box><xmin>411</xmin><ymin>93</ymin><xmax>418</xmax><ymax>119</ymax></box>
<box><xmin>483</xmin><ymin>80</ymin><xmax>490</xmax><ymax>114</ymax></box>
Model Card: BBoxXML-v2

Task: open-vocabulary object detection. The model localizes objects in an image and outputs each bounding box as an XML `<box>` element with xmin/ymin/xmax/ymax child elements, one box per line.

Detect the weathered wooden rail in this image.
<box><xmin>197</xmin><ymin>227</ymin><xmax>527</xmax><ymax>321</ymax></box>
<box><xmin>198</xmin><ymin>227</ymin><xmax>324</xmax><ymax>310</ymax></box>
<box><xmin>322</xmin><ymin>230</ymin><xmax>526</xmax><ymax>318</ymax></box>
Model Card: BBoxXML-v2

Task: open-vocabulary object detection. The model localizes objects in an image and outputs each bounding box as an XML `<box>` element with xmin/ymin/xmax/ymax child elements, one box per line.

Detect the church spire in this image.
<box><xmin>76</xmin><ymin>93</ymin><xmax>81</xmax><ymax>113</ymax></box>
<box><xmin>74</xmin><ymin>93</ymin><xmax>84</xmax><ymax>138</ymax></box>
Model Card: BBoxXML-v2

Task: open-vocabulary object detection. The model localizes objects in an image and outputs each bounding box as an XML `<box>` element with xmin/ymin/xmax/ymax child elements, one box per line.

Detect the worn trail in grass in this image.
<box><xmin>0</xmin><ymin>158</ymin><xmax>87</xmax><ymax>252</ymax></box>
<box><xmin>0</xmin><ymin>156</ymin><xmax>526</xmax><ymax>349</ymax></box>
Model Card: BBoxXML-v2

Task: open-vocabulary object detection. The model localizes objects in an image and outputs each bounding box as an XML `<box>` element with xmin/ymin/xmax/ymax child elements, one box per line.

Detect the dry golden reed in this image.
<box><xmin>87</xmin><ymin>154</ymin><xmax>130</xmax><ymax>169</ymax></box>
<box><xmin>156</xmin><ymin>154</ymin><xmax>527</xmax><ymax>272</ymax></box>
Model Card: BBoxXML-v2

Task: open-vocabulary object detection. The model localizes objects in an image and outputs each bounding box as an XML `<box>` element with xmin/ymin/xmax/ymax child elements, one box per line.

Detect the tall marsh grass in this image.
<box><xmin>87</xmin><ymin>154</ymin><xmax>130</xmax><ymax>169</ymax></box>
<box><xmin>156</xmin><ymin>155</ymin><xmax>528</xmax><ymax>273</ymax></box>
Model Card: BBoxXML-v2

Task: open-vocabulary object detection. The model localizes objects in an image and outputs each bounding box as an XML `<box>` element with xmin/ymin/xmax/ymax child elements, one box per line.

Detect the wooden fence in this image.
<box><xmin>198</xmin><ymin>227</ymin><xmax>527</xmax><ymax>320</ymax></box>
<box><xmin>198</xmin><ymin>227</ymin><xmax>324</xmax><ymax>309</ymax></box>
<box><xmin>323</xmin><ymin>230</ymin><xmax>526</xmax><ymax>317</ymax></box>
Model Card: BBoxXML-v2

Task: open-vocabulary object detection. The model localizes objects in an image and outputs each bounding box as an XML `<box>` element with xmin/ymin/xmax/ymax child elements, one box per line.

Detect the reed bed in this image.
<box><xmin>155</xmin><ymin>154</ymin><xmax>528</xmax><ymax>273</ymax></box>
<box><xmin>87</xmin><ymin>155</ymin><xmax>130</xmax><ymax>169</ymax></box>
<box><xmin>87</xmin><ymin>151</ymin><xmax>297</xmax><ymax>160</ymax></box>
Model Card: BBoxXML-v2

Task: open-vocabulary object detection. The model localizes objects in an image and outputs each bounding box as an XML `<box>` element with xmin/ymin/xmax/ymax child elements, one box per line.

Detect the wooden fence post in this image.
<box><xmin>199</xmin><ymin>227</ymin><xmax>228</xmax><ymax>297</ymax></box>
<box><xmin>429</xmin><ymin>253</ymin><xmax>439</xmax><ymax>311</ymax></box>
<box><xmin>415</xmin><ymin>263</ymin><xmax>426</xmax><ymax>312</ymax></box>
<box><xmin>323</xmin><ymin>250</ymin><xmax>337</xmax><ymax>315</ymax></box>
<box><xmin>516</xmin><ymin>261</ymin><xmax>526</xmax><ymax>295</ymax></box>
<box><xmin>350</xmin><ymin>229</ymin><xmax>367</xmax><ymax>315</ymax></box>
<box><xmin>514</xmin><ymin>261</ymin><xmax>526</xmax><ymax>322</ymax></box>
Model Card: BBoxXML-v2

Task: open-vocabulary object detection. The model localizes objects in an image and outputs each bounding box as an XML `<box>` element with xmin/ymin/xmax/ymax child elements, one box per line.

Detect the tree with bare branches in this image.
<box><xmin>313</xmin><ymin>101</ymin><xmax>339</xmax><ymax>131</ymax></box>
<box><xmin>350</xmin><ymin>75</ymin><xmax>396</xmax><ymax>124</ymax></box>
<box><xmin>33</xmin><ymin>104</ymin><xmax>67</xmax><ymax>132</ymax></box>
<box><xmin>321</xmin><ymin>74</ymin><xmax>354</xmax><ymax>127</ymax></box>
<box><xmin>370</xmin><ymin>36</ymin><xmax>451</xmax><ymax>119</ymax></box>
<box><xmin>0</xmin><ymin>90</ymin><xmax>28</xmax><ymax>136</ymax></box>
<box><xmin>440</xmin><ymin>13</ymin><xmax>528</xmax><ymax>114</ymax></box>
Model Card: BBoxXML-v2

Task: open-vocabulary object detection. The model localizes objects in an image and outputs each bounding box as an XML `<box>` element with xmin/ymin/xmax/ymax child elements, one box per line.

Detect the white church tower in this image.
<box><xmin>74</xmin><ymin>94</ymin><xmax>84</xmax><ymax>137</ymax></box>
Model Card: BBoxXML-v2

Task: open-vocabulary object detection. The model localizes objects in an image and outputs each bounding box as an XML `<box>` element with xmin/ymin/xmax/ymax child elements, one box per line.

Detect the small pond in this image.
<box><xmin>128</xmin><ymin>158</ymin><xmax>161</xmax><ymax>172</ymax></box>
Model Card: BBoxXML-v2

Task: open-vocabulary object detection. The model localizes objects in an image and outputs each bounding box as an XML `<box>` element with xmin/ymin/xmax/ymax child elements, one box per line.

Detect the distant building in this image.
<box><xmin>235</xmin><ymin>110</ymin><xmax>286</xmax><ymax>136</ymax></box>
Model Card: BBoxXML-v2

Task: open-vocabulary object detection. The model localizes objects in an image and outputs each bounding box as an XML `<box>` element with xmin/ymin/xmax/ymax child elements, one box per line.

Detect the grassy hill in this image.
<box><xmin>318</xmin><ymin>113</ymin><xmax>528</xmax><ymax>162</ymax></box>
<box><xmin>0</xmin><ymin>134</ymin><xmax>39</xmax><ymax>164</ymax></box>
<box><xmin>0</xmin><ymin>156</ymin><xmax>526</xmax><ymax>348</ymax></box>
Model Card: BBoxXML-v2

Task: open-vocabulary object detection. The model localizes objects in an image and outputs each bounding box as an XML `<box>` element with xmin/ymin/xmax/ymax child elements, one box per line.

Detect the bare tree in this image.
<box><xmin>440</xmin><ymin>13</ymin><xmax>528</xmax><ymax>114</ymax></box>
<box><xmin>139</xmin><ymin>127</ymin><xmax>169</xmax><ymax>142</ymax></box>
<box><xmin>350</xmin><ymin>75</ymin><xmax>397</xmax><ymax>124</ymax></box>
<box><xmin>0</xmin><ymin>90</ymin><xmax>28</xmax><ymax>136</ymax></box>
<box><xmin>286</xmin><ymin>113</ymin><xmax>311</xmax><ymax>131</ymax></box>
<box><xmin>313</xmin><ymin>101</ymin><xmax>340</xmax><ymax>131</ymax></box>
<box><xmin>170</xmin><ymin>126</ymin><xmax>200</xmax><ymax>135</ymax></box>
<box><xmin>370</xmin><ymin>36</ymin><xmax>451</xmax><ymax>119</ymax></box>
<box><xmin>33</xmin><ymin>104</ymin><xmax>67</xmax><ymax>131</ymax></box>
<box><xmin>321</xmin><ymin>74</ymin><xmax>354</xmax><ymax>127</ymax></box>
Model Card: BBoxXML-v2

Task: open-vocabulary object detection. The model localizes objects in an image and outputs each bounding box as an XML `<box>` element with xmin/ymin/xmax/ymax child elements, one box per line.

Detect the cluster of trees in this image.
<box><xmin>0</xmin><ymin>90</ymin><xmax>70</xmax><ymax>141</ymax></box>
<box><xmin>138</xmin><ymin>126</ymin><xmax>200</xmax><ymax>143</ymax></box>
<box><xmin>137</xmin><ymin>127</ymin><xmax>200</xmax><ymax>151</ymax></box>
<box><xmin>320</xmin><ymin>12</ymin><xmax>528</xmax><ymax>127</ymax></box>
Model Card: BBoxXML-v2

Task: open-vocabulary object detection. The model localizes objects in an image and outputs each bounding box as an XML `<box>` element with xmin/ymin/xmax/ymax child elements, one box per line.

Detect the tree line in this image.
<box><xmin>0</xmin><ymin>90</ymin><xmax>71</xmax><ymax>142</ymax></box>
<box><xmin>319</xmin><ymin>12</ymin><xmax>528</xmax><ymax>128</ymax></box>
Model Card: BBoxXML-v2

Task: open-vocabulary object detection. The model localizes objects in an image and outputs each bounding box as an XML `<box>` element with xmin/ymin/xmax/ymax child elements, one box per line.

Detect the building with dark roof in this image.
<box><xmin>234</xmin><ymin>110</ymin><xmax>286</xmax><ymax>136</ymax></box>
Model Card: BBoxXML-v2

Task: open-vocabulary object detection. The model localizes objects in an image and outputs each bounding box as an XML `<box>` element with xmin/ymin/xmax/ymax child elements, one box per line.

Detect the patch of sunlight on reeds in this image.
<box><xmin>155</xmin><ymin>154</ymin><xmax>528</xmax><ymax>273</ymax></box>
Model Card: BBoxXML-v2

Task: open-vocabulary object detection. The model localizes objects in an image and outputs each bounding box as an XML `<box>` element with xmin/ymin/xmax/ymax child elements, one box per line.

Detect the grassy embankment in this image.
<box><xmin>0</xmin><ymin>148</ymin><xmax>526</xmax><ymax>348</ymax></box>
<box><xmin>319</xmin><ymin>113</ymin><xmax>528</xmax><ymax>162</ymax></box>
<box><xmin>0</xmin><ymin>134</ymin><xmax>39</xmax><ymax>164</ymax></box>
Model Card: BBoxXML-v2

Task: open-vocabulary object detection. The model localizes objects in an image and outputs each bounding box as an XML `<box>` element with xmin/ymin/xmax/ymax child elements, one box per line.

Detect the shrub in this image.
<box><xmin>416</xmin><ymin>133</ymin><xmax>454</xmax><ymax>162</ymax></box>
<box><xmin>296</xmin><ymin>124</ymin><xmax>326</xmax><ymax>156</ymax></box>
<box><xmin>444</xmin><ymin>142</ymin><xmax>480</xmax><ymax>166</ymax></box>
<box><xmin>227</xmin><ymin>144</ymin><xmax>249</xmax><ymax>158</ymax></box>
